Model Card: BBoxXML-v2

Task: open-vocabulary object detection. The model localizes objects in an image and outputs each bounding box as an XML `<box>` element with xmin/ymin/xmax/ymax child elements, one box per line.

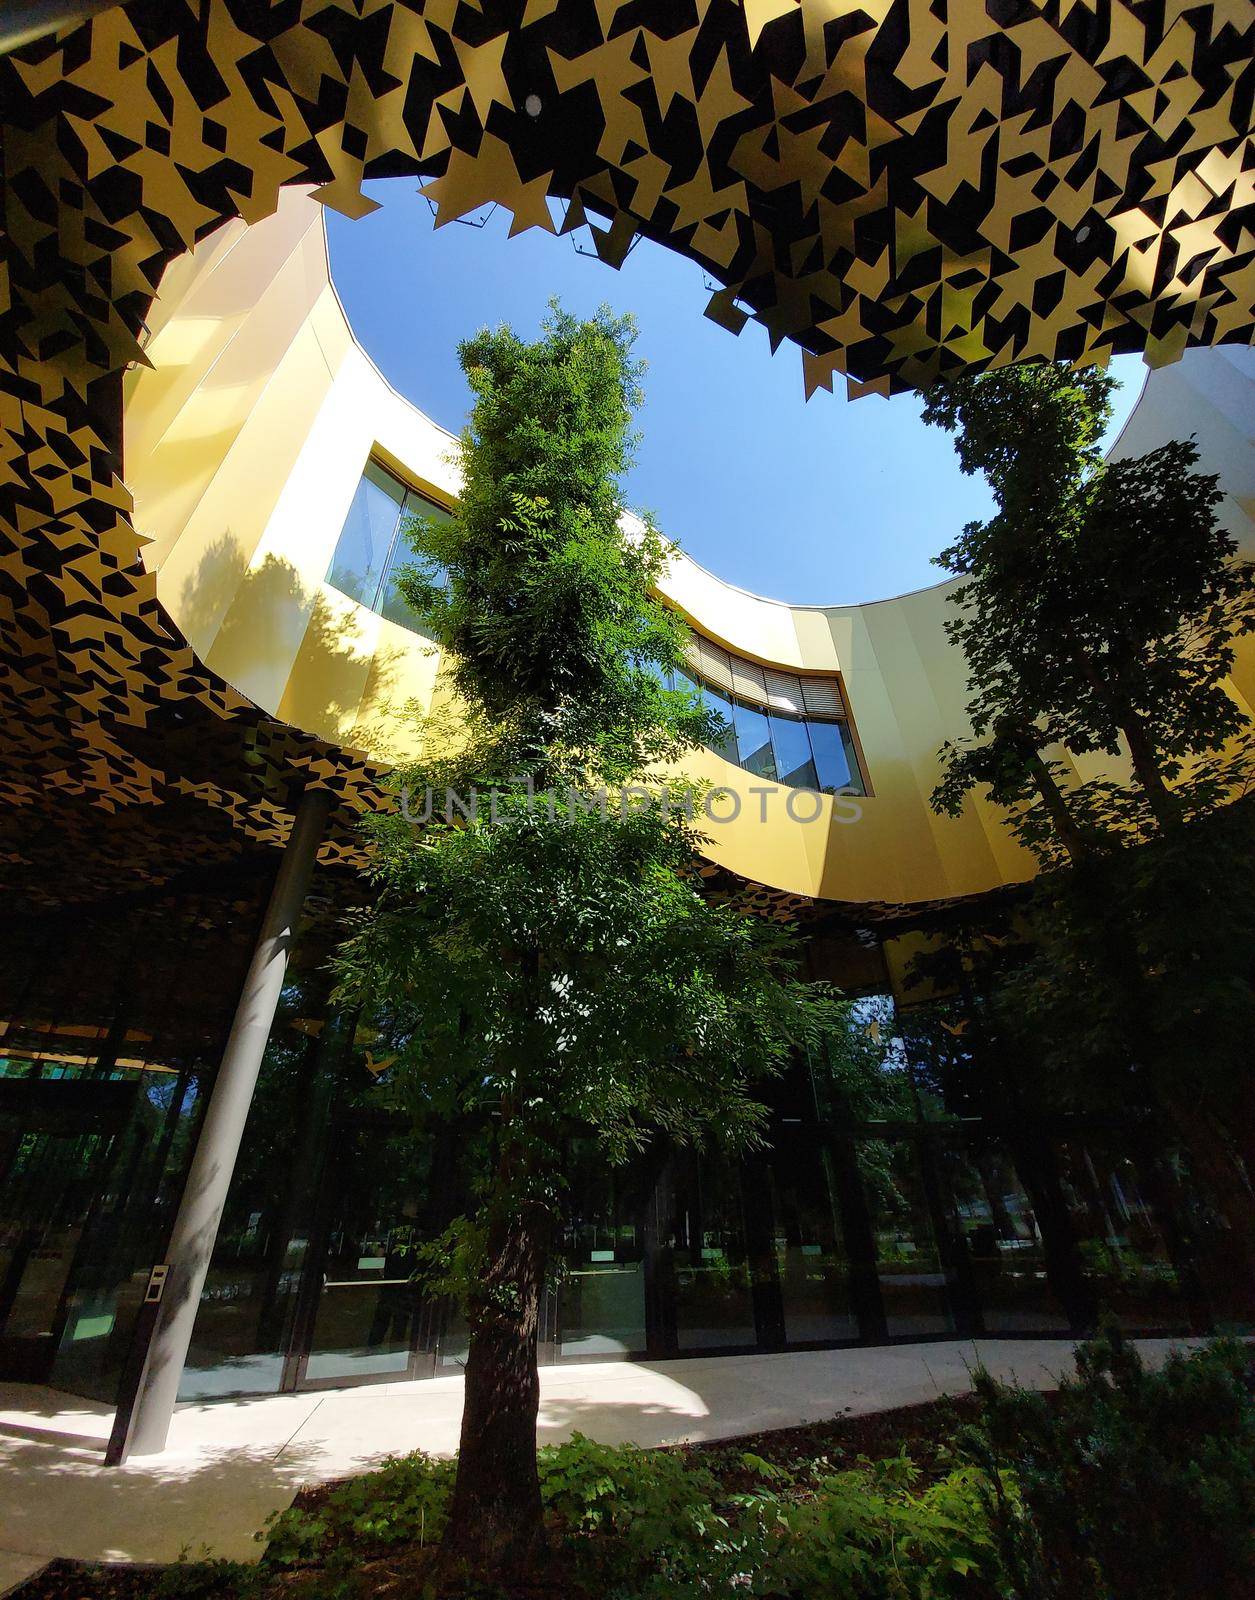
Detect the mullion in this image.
<box><xmin>368</xmin><ymin>497</ymin><xmax>408</xmax><ymax>615</ymax></box>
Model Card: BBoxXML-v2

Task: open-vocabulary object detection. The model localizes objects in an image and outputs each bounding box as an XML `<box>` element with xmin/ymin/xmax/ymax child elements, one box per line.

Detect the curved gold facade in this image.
<box><xmin>127</xmin><ymin>191</ymin><xmax>1255</xmax><ymax>909</ymax></box>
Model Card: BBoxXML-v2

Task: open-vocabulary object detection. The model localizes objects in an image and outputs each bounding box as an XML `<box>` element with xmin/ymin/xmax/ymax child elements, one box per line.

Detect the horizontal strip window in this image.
<box><xmin>325</xmin><ymin>459</ymin><xmax>449</xmax><ymax>637</ymax></box>
<box><xmin>665</xmin><ymin>644</ymin><xmax>867</xmax><ymax>797</ymax></box>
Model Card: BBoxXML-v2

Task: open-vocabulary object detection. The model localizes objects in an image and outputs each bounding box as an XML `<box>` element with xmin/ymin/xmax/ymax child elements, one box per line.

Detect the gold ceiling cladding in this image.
<box><xmin>0</xmin><ymin>1</ymin><xmax>1251</xmax><ymax>910</ymax></box>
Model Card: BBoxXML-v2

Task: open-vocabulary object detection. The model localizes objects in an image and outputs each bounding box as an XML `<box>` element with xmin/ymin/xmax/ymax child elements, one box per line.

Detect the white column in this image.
<box><xmin>121</xmin><ymin>786</ymin><xmax>332</xmax><ymax>1457</ymax></box>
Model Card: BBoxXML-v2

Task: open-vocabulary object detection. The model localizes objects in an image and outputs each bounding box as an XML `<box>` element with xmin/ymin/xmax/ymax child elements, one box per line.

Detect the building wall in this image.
<box><xmin>124</xmin><ymin>191</ymin><xmax>1255</xmax><ymax>909</ymax></box>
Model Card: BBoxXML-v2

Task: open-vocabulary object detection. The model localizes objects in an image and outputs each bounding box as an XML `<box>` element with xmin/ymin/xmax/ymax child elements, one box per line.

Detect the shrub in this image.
<box><xmin>538</xmin><ymin>1432</ymin><xmax>724</xmax><ymax>1584</ymax></box>
<box><xmin>539</xmin><ymin>1435</ymin><xmax>1010</xmax><ymax>1598</ymax></box>
<box><xmin>152</xmin><ymin>1556</ymin><xmax>269</xmax><ymax>1598</ymax></box>
<box><xmin>966</xmin><ymin>1332</ymin><xmax>1255</xmax><ymax>1600</ymax></box>
<box><xmin>260</xmin><ymin>1451</ymin><xmax>455</xmax><ymax>1568</ymax></box>
<box><xmin>771</xmin><ymin>1455</ymin><xmax>1012</xmax><ymax>1599</ymax></box>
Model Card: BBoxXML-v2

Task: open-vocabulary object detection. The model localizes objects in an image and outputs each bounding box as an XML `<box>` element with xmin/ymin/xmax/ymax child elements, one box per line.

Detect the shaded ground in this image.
<box><xmin>11</xmin><ymin>1393</ymin><xmax>990</xmax><ymax>1599</ymax></box>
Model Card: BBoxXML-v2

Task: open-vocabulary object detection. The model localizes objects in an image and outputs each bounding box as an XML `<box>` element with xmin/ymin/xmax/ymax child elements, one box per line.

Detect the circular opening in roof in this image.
<box><xmin>327</xmin><ymin>181</ymin><xmax>1145</xmax><ymax>607</ymax></box>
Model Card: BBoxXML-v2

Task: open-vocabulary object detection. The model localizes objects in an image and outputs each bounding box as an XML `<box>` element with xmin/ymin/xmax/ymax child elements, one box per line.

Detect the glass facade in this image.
<box><xmin>0</xmin><ymin>870</ymin><xmax>270</xmax><ymax>1399</ymax></box>
<box><xmin>325</xmin><ymin>460</ymin><xmax>451</xmax><ymax>635</ymax></box>
<box><xmin>3</xmin><ymin>868</ymin><xmax>1251</xmax><ymax>1409</ymax></box>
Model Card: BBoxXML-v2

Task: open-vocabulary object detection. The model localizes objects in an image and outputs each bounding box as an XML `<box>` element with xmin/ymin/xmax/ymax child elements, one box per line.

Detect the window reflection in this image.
<box><xmin>733</xmin><ymin>699</ymin><xmax>777</xmax><ymax>780</ymax></box>
<box><xmin>326</xmin><ymin>461</ymin><xmax>405</xmax><ymax>609</ymax></box>
<box><xmin>703</xmin><ymin>684</ymin><xmax>740</xmax><ymax>764</ymax></box>
<box><xmin>808</xmin><ymin>718</ymin><xmax>858</xmax><ymax>794</ymax></box>
<box><xmin>859</xmin><ymin>1139</ymin><xmax>953</xmax><ymax>1337</ymax></box>
<box><xmin>325</xmin><ymin>468</ymin><xmax>866</xmax><ymax>794</ymax></box>
<box><xmin>769</xmin><ymin>712</ymin><xmax>818</xmax><ymax>789</ymax></box>
<box><xmin>660</xmin><ymin>656</ymin><xmax>865</xmax><ymax>795</ymax></box>
<box><xmin>325</xmin><ymin>460</ymin><xmax>449</xmax><ymax>637</ymax></box>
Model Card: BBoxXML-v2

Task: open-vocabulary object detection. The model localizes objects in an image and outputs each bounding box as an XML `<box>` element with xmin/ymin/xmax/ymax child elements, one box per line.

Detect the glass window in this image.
<box><xmin>676</xmin><ymin>630</ymin><xmax>867</xmax><ymax>794</ymax></box>
<box><xmin>940</xmin><ymin>1142</ymin><xmax>1070</xmax><ymax>1333</ymax></box>
<box><xmin>809</xmin><ymin>718</ymin><xmax>863</xmax><ymax>795</ymax></box>
<box><xmin>377</xmin><ymin>492</ymin><xmax>452</xmax><ymax>633</ymax></box>
<box><xmin>766</xmin><ymin>1136</ymin><xmax>858</xmax><ymax>1344</ymax></box>
<box><xmin>557</xmin><ymin>1151</ymin><xmax>648</xmax><ymax>1358</ymax></box>
<box><xmin>769</xmin><ymin>712</ymin><xmax>818</xmax><ymax>789</ymax></box>
<box><xmin>1055</xmin><ymin>1138</ymin><xmax>1186</xmax><ymax>1331</ymax></box>
<box><xmin>302</xmin><ymin>1128</ymin><xmax>431</xmax><ymax>1385</ymax></box>
<box><xmin>732</xmin><ymin>698</ymin><xmax>777</xmax><ymax>780</ymax></box>
<box><xmin>703</xmin><ymin>684</ymin><xmax>740</xmax><ymax>764</ymax></box>
<box><xmin>326</xmin><ymin>464</ymin><xmax>450</xmax><ymax>638</ymax></box>
<box><xmin>325</xmin><ymin>460</ymin><xmax>406</xmax><ymax>609</ymax></box>
<box><xmin>669</xmin><ymin>1152</ymin><xmax>756</xmax><ymax>1350</ymax></box>
<box><xmin>673</xmin><ymin>664</ymin><xmax>701</xmax><ymax>701</ymax></box>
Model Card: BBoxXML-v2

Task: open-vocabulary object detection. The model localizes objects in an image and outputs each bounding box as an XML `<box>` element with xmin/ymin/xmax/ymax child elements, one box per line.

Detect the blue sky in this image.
<box><xmin>328</xmin><ymin>183</ymin><xmax>1145</xmax><ymax>607</ymax></box>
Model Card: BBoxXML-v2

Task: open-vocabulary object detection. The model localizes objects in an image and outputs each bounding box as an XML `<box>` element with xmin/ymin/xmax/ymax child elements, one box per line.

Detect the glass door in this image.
<box><xmin>765</xmin><ymin>1135</ymin><xmax>859</xmax><ymax>1345</ymax></box>
<box><xmin>295</xmin><ymin>1121</ymin><xmax>435</xmax><ymax>1388</ymax></box>
<box><xmin>856</xmin><ymin>1135</ymin><xmax>954</xmax><ymax>1337</ymax></box>
<box><xmin>1055</xmin><ymin>1136</ymin><xmax>1187</xmax><ymax>1331</ymax></box>
<box><xmin>555</xmin><ymin>1147</ymin><xmax>648</xmax><ymax>1359</ymax></box>
<box><xmin>937</xmin><ymin>1139</ymin><xmax>1070</xmax><ymax>1332</ymax></box>
<box><xmin>666</xmin><ymin>1151</ymin><xmax>756</xmax><ymax>1351</ymax></box>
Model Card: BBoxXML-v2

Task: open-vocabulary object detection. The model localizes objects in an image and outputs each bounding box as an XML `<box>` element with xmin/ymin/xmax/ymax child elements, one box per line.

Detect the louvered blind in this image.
<box><xmin>684</xmin><ymin>633</ymin><xmax>733</xmax><ymax>689</ymax></box>
<box><xmin>684</xmin><ymin>628</ymin><xmax>847</xmax><ymax>720</ymax></box>
<box><xmin>729</xmin><ymin>654</ymin><xmax>767</xmax><ymax>702</ymax></box>
<box><xmin>801</xmin><ymin>676</ymin><xmax>846</xmax><ymax>719</ymax></box>
<box><xmin>763</xmin><ymin>668</ymin><xmax>804</xmax><ymax>714</ymax></box>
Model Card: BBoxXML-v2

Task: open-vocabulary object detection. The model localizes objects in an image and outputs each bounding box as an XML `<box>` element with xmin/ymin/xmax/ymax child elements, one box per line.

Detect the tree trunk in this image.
<box><xmin>439</xmin><ymin>1185</ymin><xmax>551</xmax><ymax>1583</ymax></box>
<box><xmin>1007</xmin><ymin>1130</ymin><xmax>1099</xmax><ymax>1333</ymax></box>
<box><xmin>1026</xmin><ymin>746</ymin><xmax>1094</xmax><ymax>865</ymax></box>
<box><xmin>1073</xmin><ymin>650</ymin><xmax>1179</xmax><ymax>833</ymax></box>
<box><xmin>1120</xmin><ymin>711</ymin><xmax>1181</xmax><ymax>832</ymax></box>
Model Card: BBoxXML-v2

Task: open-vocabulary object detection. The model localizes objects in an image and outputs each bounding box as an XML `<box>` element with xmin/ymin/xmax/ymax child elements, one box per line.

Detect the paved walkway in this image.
<box><xmin>0</xmin><ymin>1337</ymin><xmax>1197</xmax><ymax>1593</ymax></box>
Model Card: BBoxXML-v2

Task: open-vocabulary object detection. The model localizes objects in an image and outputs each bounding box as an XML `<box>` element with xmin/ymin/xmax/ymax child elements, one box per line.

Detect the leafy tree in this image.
<box><xmin>332</xmin><ymin>306</ymin><xmax>837</xmax><ymax>1583</ymax></box>
<box><xmin>924</xmin><ymin>362</ymin><xmax>1255</xmax><ymax>845</ymax></box>
<box><xmin>921</xmin><ymin>360</ymin><xmax>1255</xmax><ymax>1304</ymax></box>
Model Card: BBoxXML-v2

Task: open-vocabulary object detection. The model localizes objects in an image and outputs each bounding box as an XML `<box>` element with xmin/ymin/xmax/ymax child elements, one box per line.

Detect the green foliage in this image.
<box><xmin>145</xmin><ymin>1339</ymin><xmax>1255</xmax><ymax>1600</ymax></box>
<box><xmin>336</xmin><ymin>312</ymin><xmax>838</xmax><ymax>1316</ymax></box>
<box><xmin>923</xmin><ymin>360</ymin><xmax>1255</xmax><ymax>848</ymax></box>
<box><xmin>261</xmin><ymin>1452</ymin><xmax>455</xmax><ymax>1568</ymax></box>
<box><xmin>152</xmin><ymin>1555</ymin><xmax>268</xmax><ymax>1598</ymax></box>
<box><xmin>810</xmin><ymin>997</ymin><xmax>916</xmax><ymax>1123</ymax></box>
<box><xmin>921</xmin><ymin>361</ymin><xmax>1113</xmax><ymax>514</ymax></box>
<box><xmin>539</xmin><ymin>1432</ymin><xmax>722</xmax><ymax>1573</ymax></box>
<box><xmin>335</xmin><ymin>303</ymin><xmax>839</xmax><ymax>1567</ymax></box>
<box><xmin>987</xmin><ymin>798</ymin><xmax>1255</xmax><ymax>1117</ymax></box>
<box><xmin>918</xmin><ymin>360</ymin><xmax>1255</xmax><ymax>1257</ymax></box>
<box><xmin>337</xmin><ymin>305</ymin><xmax>838</xmax><ymax>1197</ymax></box>
<box><xmin>965</xmin><ymin>1333</ymin><xmax>1255</xmax><ymax>1600</ymax></box>
<box><xmin>769</xmin><ymin>1457</ymin><xmax>1011</xmax><ymax>1600</ymax></box>
<box><xmin>394</xmin><ymin>301</ymin><xmax>714</xmax><ymax>777</ymax></box>
<box><xmin>338</xmin><ymin>788</ymin><xmax>837</xmax><ymax>1183</ymax></box>
<box><xmin>537</xmin><ymin>1446</ymin><xmax>1011</xmax><ymax>1593</ymax></box>
<box><xmin>537</xmin><ymin>1432</ymin><xmax>1009</xmax><ymax>1598</ymax></box>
